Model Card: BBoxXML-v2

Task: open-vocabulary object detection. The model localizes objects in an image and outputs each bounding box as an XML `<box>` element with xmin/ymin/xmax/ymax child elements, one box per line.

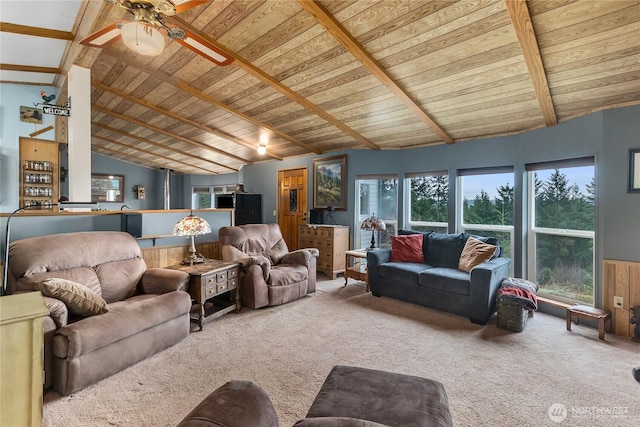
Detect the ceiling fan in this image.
<box><xmin>80</xmin><ymin>0</ymin><xmax>233</xmax><ymax>66</ymax></box>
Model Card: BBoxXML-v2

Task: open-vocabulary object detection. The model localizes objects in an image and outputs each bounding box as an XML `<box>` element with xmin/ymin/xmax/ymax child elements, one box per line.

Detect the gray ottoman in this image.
<box><xmin>300</xmin><ymin>365</ymin><xmax>453</xmax><ymax>427</ymax></box>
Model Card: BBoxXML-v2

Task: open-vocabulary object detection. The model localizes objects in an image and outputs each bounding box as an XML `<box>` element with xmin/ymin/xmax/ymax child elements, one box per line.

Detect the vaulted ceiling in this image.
<box><xmin>2</xmin><ymin>0</ymin><xmax>639</xmax><ymax>175</ymax></box>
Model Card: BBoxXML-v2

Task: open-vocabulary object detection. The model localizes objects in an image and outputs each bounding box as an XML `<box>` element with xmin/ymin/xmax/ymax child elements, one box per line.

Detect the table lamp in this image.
<box><xmin>173</xmin><ymin>212</ymin><xmax>211</xmax><ymax>265</ymax></box>
<box><xmin>360</xmin><ymin>212</ymin><xmax>386</xmax><ymax>250</ymax></box>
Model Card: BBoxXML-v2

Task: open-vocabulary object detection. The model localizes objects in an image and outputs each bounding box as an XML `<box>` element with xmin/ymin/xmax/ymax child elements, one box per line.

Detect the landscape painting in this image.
<box><xmin>20</xmin><ymin>106</ymin><xmax>42</xmax><ymax>124</ymax></box>
<box><xmin>313</xmin><ymin>154</ymin><xmax>347</xmax><ymax>210</ymax></box>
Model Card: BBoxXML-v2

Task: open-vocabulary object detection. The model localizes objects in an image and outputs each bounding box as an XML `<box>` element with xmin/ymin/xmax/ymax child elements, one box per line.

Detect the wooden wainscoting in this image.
<box><xmin>142</xmin><ymin>241</ymin><xmax>221</xmax><ymax>269</ymax></box>
<box><xmin>603</xmin><ymin>259</ymin><xmax>640</xmax><ymax>338</ymax></box>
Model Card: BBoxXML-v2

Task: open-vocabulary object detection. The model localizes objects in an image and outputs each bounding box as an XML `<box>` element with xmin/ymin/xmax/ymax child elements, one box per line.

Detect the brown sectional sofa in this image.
<box><xmin>6</xmin><ymin>231</ymin><xmax>192</xmax><ymax>395</ymax></box>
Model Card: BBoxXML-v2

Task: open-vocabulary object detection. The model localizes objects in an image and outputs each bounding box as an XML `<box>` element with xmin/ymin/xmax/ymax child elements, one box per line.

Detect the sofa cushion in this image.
<box><xmin>178</xmin><ymin>380</ymin><xmax>279</xmax><ymax>427</ymax></box>
<box><xmin>269</xmin><ymin>264</ymin><xmax>308</xmax><ymax>287</ymax></box>
<box><xmin>419</xmin><ymin>268</ymin><xmax>471</xmax><ymax>296</ymax></box>
<box><xmin>425</xmin><ymin>232</ymin><xmax>466</xmax><ymax>269</ymax></box>
<box><xmin>52</xmin><ymin>291</ymin><xmax>191</xmax><ymax>358</ymax></box>
<box><xmin>458</xmin><ymin>237</ymin><xmax>498</xmax><ymax>273</ymax></box>
<box><xmin>35</xmin><ymin>278</ymin><xmax>109</xmax><ymax>317</ymax></box>
<box><xmin>379</xmin><ymin>262</ymin><xmax>432</xmax><ymax>283</ymax></box>
<box><xmin>390</xmin><ymin>234</ymin><xmax>424</xmax><ymax>263</ymax></box>
<box><xmin>295</xmin><ymin>417</ymin><xmax>389</xmax><ymax>427</ymax></box>
<box><xmin>306</xmin><ymin>365</ymin><xmax>453</xmax><ymax>427</ymax></box>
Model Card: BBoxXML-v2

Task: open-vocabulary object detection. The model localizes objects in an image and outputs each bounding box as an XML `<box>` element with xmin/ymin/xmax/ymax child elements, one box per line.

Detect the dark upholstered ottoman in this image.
<box><xmin>300</xmin><ymin>365</ymin><xmax>453</xmax><ymax>427</ymax></box>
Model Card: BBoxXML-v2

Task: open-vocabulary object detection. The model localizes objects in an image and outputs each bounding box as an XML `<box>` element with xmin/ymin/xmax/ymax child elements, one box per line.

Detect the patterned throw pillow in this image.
<box><xmin>35</xmin><ymin>278</ymin><xmax>109</xmax><ymax>316</ymax></box>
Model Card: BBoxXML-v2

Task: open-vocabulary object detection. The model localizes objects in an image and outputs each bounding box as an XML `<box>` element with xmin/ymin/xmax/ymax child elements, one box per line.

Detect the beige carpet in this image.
<box><xmin>43</xmin><ymin>278</ymin><xmax>640</xmax><ymax>427</ymax></box>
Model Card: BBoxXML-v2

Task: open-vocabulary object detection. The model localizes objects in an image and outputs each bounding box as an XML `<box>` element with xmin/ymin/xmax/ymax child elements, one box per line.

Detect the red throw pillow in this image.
<box><xmin>390</xmin><ymin>234</ymin><xmax>424</xmax><ymax>263</ymax></box>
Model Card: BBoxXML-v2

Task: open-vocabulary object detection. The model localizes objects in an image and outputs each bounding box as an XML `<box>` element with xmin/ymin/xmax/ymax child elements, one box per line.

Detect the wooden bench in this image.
<box><xmin>566</xmin><ymin>305</ymin><xmax>611</xmax><ymax>340</ymax></box>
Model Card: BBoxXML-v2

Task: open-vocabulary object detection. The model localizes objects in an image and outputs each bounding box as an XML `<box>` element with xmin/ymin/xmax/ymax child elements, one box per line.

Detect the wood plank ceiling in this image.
<box><xmin>3</xmin><ymin>0</ymin><xmax>640</xmax><ymax>175</ymax></box>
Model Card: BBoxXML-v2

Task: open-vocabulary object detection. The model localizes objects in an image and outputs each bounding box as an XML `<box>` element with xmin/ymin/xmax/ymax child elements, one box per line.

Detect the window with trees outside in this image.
<box><xmin>405</xmin><ymin>171</ymin><xmax>448</xmax><ymax>233</ymax></box>
<box><xmin>355</xmin><ymin>174</ymin><xmax>398</xmax><ymax>249</ymax></box>
<box><xmin>192</xmin><ymin>185</ymin><xmax>229</xmax><ymax>209</ymax></box>
<box><xmin>528</xmin><ymin>159</ymin><xmax>595</xmax><ymax>305</ymax></box>
<box><xmin>458</xmin><ymin>168</ymin><xmax>514</xmax><ymax>263</ymax></box>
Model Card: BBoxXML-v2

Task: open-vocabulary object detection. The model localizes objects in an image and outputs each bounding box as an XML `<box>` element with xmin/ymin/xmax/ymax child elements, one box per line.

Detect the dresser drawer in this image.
<box><xmin>204</xmin><ymin>282</ymin><xmax>218</xmax><ymax>298</ymax></box>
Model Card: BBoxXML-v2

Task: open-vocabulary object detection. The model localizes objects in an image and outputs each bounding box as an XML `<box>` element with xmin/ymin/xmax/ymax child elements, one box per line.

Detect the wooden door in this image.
<box><xmin>278</xmin><ymin>168</ymin><xmax>307</xmax><ymax>250</ymax></box>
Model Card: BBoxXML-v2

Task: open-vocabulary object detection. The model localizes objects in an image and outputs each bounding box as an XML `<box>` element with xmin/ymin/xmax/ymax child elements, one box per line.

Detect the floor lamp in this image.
<box><xmin>2</xmin><ymin>202</ymin><xmax>96</xmax><ymax>296</ymax></box>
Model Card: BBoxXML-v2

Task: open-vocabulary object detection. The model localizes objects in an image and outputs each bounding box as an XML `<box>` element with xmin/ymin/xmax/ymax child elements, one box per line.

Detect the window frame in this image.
<box><xmin>526</xmin><ymin>158</ymin><xmax>595</xmax><ymax>305</ymax></box>
<box><xmin>404</xmin><ymin>170</ymin><xmax>449</xmax><ymax>233</ymax></box>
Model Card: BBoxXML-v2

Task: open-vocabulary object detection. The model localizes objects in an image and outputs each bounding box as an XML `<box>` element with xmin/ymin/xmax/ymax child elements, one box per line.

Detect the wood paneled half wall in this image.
<box><xmin>142</xmin><ymin>241</ymin><xmax>220</xmax><ymax>269</ymax></box>
<box><xmin>603</xmin><ymin>259</ymin><xmax>640</xmax><ymax>338</ymax></box>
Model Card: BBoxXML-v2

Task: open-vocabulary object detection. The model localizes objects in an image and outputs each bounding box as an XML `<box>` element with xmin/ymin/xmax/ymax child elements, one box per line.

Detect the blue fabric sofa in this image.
<box><xmin>367</xmin><ymin>231</ymin><xmax>511</xmax><ymax>324</ymax></box>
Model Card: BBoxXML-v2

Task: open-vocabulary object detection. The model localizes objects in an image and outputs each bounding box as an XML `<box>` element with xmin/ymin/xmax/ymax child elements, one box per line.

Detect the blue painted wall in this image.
<box><xmin>236</xmin><ymin>106</ymin><xmax>640</xmax><ymax>275</ymax></box>
<box><xmin>2</xmin><ymin>82</ymin><xmax>638</xmax><ymax>275</ymax></box>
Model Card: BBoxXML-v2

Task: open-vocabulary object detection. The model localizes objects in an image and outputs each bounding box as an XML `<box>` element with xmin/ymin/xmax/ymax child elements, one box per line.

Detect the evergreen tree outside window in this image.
<box><xmin>528</xmin><ymin>159</ymin><xmax>595</xmax><ymax>305</ymax></box>
<box><xmin>405</xmin><ymin>171</ymin><xmax>448</xmax><ymax>233</ymax></box>
<box><xmin>458</xmin><ymin>168</ymin><xmax>514</xmax><ymax>260</ymax></box>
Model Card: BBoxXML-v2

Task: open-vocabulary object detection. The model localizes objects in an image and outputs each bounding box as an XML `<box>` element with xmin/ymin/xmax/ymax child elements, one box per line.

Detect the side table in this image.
<box><xmin>168</xmin><ymin>259</ymin><xmax>240</xmax><ymax>331</ymax></box>
<box><xmin>345</xmin><ymin>249</ymin><xmax>369</xmax><ymax>292</ymax></box>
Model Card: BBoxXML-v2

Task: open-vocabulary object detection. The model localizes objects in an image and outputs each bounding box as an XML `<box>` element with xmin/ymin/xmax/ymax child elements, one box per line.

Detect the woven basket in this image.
<box><xmin>497</xmin><ymin>296</ymin><xmax>531</xmax><ymax>332</ymax></box>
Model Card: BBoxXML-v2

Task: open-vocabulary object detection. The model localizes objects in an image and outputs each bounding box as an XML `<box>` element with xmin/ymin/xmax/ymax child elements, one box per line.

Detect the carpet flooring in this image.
<box><xmin>43</xmin><ymin>277</ymin><xmax>640</xmax><ymax>427</ymax></box>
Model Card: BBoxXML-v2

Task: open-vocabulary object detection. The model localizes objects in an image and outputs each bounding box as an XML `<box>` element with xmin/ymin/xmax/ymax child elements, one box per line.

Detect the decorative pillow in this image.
<box><xmin>35</xmin><ymin>278</ymin><xmax>109</xmax><ymax>317</ymax></box>
<box><xmin>458</xmin><ymin>237</ymin><xmax>498</xmax><ymax>273</ymax></box>
<box><xmin>390</xmin><ymin>234</ymin><xmax>424</xmax><ymax>263</ymax></box>
<box><xmin>398</xmin><ymin>229</ymin><xmax>432</xmax><ymax>255</ymax></box>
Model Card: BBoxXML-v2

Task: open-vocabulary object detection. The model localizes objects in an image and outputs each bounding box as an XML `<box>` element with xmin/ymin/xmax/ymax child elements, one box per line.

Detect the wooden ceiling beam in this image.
<box><xmin>297</xmin><ymin>0</ymin><xmax>455</xmax><ymax>145</ymax></box>
<box><xmin>170</xmin><ymin>16</ymin><xmax>381</xmax><ymax>150</ymax></box>
<box><xmin>91</xmin><ymin>106</ymin><xmax>239</xmax><ymax>172</ymax></box>
<box><xmin>505</xmin><ymin>0</ymin><xmax>557</xmax><ymax>127</ymax></box>
<box><xmin>0</xmin><ymin>22</ymin><xmax>74</xmax><ymax>40</ymax></box>
<box><xmin>57</xmin><ymin>0</ymin><xmax>111</xmax><ymax>89</ymax></box>
<box><xmin>93</xmin><ymin>134</ymin><xmax>219</xmax><ymax>175</ymax></box>
<box><xmin>103</xmin><ymin>49</ymin><xmax>319</xmax><ymax>155</ymax></box>
<box><xmin>0</xmin><ymin>64</ymin><xmax>60</xmax><ymax>74</ymax></box>
<box><xmin>92</xmin><ymin>122</ymin><xmax>224</xmax><ymax>173</ymax></box>
<box><xmin>92</xmin><ymin>80</ymin><xmax>284</xmax><ymax>161</ymax></box>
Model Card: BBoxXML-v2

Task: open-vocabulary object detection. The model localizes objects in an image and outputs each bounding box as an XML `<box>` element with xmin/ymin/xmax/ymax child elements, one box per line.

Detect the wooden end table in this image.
<box><xmin>344</xmin><ymin>249</ymin><xmax>369</xmax><ymax>292</ymax></box>
<box><xmin>168</xmin><ymin>259</ymin><xmax>240</xmax><ymax>331</ymax></box>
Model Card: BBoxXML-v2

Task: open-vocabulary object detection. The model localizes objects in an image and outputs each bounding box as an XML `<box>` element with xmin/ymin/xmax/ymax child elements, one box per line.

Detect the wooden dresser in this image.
<box><xmin>299</xmin><ymin>225</ymin><xmax>349</xmax><ymax>279</ymax></box>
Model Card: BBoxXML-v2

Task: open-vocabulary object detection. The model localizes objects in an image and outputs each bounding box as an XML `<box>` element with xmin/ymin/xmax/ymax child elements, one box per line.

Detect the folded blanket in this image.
<box><xmin>498</xmin><ymin>287</ymin><xmax>538</xmax><ymax>310</ymax></box>
<box><xmin>498</xmin><ymin>277</ymin><xmax>539</xmax><ymax>310</ymax></box>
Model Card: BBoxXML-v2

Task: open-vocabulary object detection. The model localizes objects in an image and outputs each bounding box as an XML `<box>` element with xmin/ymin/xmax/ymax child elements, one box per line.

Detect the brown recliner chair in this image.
<box><xmin>219</xmin><ymin>224</ymin><xmax>319</xmax><ymax>309</ymax></box>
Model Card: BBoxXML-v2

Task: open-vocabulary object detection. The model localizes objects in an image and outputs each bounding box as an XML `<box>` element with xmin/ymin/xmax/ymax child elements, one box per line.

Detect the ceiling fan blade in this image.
<box><xmin>80</xmin><ymin>23</ymin><xmax>121</xmax><ymax>48</ymax></box>
<box><xmin>172</xmin><ymin>0</ymin><xmax>211</xmax><ymax>15</ymax></box>
<box><xmin>175</xmin><ymin>31</ymin><xmax>234</xmax><ymax>66</ymax></box>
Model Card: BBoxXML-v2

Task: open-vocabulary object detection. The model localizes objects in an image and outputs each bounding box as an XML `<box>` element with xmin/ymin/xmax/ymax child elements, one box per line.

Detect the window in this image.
<box><xmin>458</xmin><ymin>167</ymin><xmax>514</xmax><ymax>259</ymax></box>
<box><xmin>355</xmin><ymin>174</ymin><xmax>398</xmax><ymax>249</ymax></box>
<box><xmin>405</xmin><ymin>171</ymin><xmax>448</xmax><ymax>233</ymax></box>
<box><xmin>191</xmin><ymin>185</ymin><xmax>229</xmax><ymax>209</ymax></box>
<box><xmin>527</xmin><ymin>158</ymin><xmax>595</xmax><ymax>305</ymax></box>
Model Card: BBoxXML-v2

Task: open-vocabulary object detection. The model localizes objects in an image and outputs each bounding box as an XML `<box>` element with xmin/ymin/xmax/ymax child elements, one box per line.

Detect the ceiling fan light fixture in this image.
<box><xmin>120</xmin><ymin>22</ymin><xmax>165</xmax><ymax>56</ymax></box>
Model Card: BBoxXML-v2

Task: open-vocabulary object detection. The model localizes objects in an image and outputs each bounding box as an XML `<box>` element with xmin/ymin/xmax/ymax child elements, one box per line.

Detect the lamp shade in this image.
<box><xmin>173</xmin><ymin>214</ymin><xmax>211</xmax><ymax>236</ymax></box>
<box><xmin>360</xmin><ymin>213</ymin><xmax>386</xmax><ymax>231</ymax></box>
<box><xmin>120</xmin><ymin>22</ymin><xmax>165</xmax><ymax>56</ymax></box>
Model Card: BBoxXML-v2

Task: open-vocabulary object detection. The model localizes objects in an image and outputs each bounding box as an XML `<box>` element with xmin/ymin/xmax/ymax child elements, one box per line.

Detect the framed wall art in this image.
<box><xmin>629</xmin><ymin>148</ymin><xmax>640</xmax><ymax>193</ymax></box>
<box><xmin>313</xmin><ymin>154</ymin><xmax>347</xmax><ymax>210</ymax></box>
<box><xmin>91</xmin><ymin>174</ymin><xmax>125</xmax><ymax>203</ymax></box>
